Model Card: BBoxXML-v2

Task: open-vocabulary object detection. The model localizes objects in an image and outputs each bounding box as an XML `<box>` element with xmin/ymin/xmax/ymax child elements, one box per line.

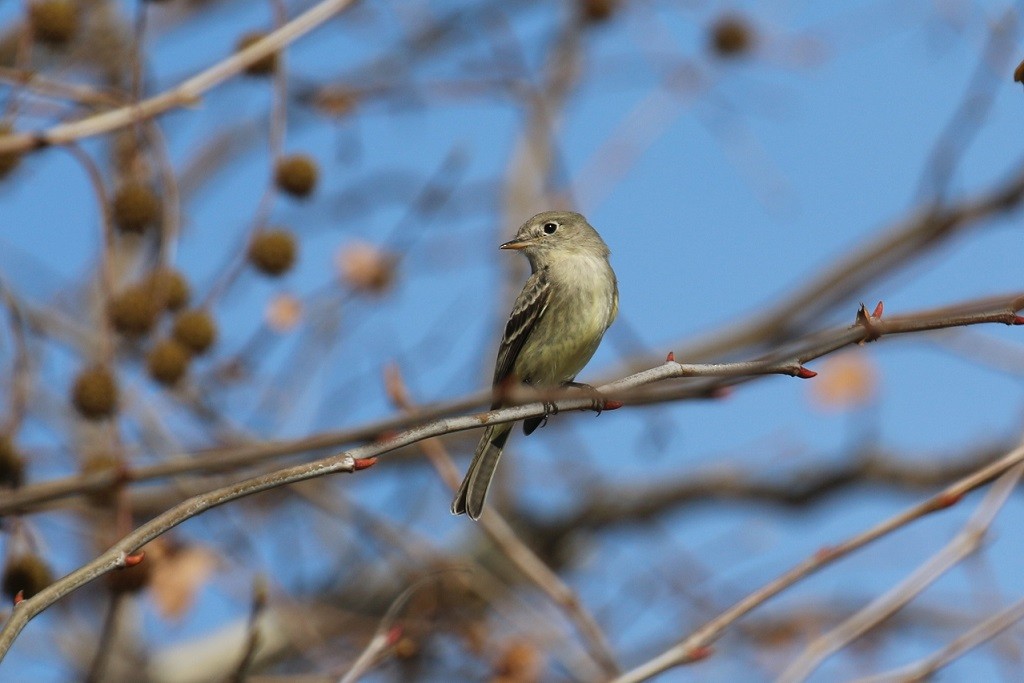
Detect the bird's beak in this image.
<box><xmin>499</xmin><ymin>238</ymin><xmax>531</xmax><ymax>250</ymax></box>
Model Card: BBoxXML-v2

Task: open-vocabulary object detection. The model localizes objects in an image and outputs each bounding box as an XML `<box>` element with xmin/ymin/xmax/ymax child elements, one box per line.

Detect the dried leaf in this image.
<box><xmin>150</xmin><ymin>543</ymin><xmax>219</xmax><ymax>620</ymax></box>
<box><xmin>265</xmin><ymin>293</ymin><xmax>303</xmax><ymax>332</ymax></box>
<box><xmin>808</xmin><ymin>353</ymin><xmax>878</xmax><ymax>411</ymax></box>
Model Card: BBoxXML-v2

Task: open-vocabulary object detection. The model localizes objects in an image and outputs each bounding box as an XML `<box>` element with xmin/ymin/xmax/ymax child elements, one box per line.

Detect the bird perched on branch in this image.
<box><xmin>451</xmin><ymin>211</ymin><xmax>618</xmax><ymax>520</ymax></box>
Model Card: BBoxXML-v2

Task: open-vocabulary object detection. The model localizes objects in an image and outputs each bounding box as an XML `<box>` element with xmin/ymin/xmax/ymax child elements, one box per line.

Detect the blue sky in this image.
<box><xmin>1</xmin><ymin>0</ymin><xmax>1023</xmax><ymax>680</ymax></box>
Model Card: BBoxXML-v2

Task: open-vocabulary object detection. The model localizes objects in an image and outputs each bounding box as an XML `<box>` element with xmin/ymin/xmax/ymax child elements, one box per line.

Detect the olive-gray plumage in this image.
<box><xmin>451</xmin><ymin>211</ymin><xmax>618</xmax><ymax>520</ymax></box>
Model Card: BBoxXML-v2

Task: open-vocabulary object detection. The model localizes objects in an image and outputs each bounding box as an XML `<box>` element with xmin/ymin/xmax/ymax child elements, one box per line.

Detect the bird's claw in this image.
<box><xmin>540</xmin><ymin>400</ymin><xmax>559</xmax><ymax>428</ymax></box>
<box><xmin>565</xmin><ymin>382</ymin><xmax>606</xmax><ymax>416</ymax></box>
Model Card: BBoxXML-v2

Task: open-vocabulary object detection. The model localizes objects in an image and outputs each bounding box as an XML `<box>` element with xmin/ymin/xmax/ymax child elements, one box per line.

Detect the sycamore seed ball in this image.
<box><xmin>0</xmin><ymin>435</ymin><xmax>25</xmax><ymax>488</ymax></box>
<box><xmin>0</xmin><ymin>123</ymin><xmax>22</xmax><ymax>181</ymax></box>
<box><xmin>710</xmin><ymin>14</ymin><xmax>755</xmax><ymax>58</ymax></box>
<box><xmin>2</xmin><ymin>554</ymin><xmax>53</xmax><ymax>600</ymax></box>
<box><xmin>29</xmin><ymin>0</ymin><xmax>77</xmax><ymax>46</ymax></box>
<box><xmin>112</xmin><ymin>182</ymin><xmax>161</xmax><ymax>234</ymax></box>
<box><xmin>248</xmin><ymin>229</ymin><xmax>297</xmax><ymax>276</ymax></box>
<box><xmin>147</xmin><ymin>338</ymin><xmax>191</xmax><ymax>386</ymax></box>
<box><xmin>579</xmin><ymin>0</ymin><xmax>617</xmax><ymax>22</ymax></box>
<box><xmin>80</xmin><ymin>452</ymin><xmax>123</xmax><ymax>507</ymax></box>
<box><xmin>147</xmin><ymin>268</ymin><xmax>190</xmax><ymax>312</ymax></box>
<box><xmin>172</xmin><ymin>309</ymin><xmax>217</xmax><ymax>355</ymax></box>
<box><xmin>236</xmin><ymin>31</ymin><xmax>278</xmax><ymax>76</ymax></box>
<box><xmin>108</xmin><ymin>286</ymin><xmax>159</xmax><ymax>337</ymax></box>
<box><xmin>72</xmin><ymin>366</ymin><xmax>119</xmax><ymax>420</ymax></box>
<box><xmin>275</xmin><ymin>154</ymin><xmax>319</xmax><ymax>198</ymax></box>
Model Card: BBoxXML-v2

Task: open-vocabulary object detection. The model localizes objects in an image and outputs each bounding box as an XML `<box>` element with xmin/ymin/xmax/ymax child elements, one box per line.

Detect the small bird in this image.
<box><xmin>451</xmin><ymin>211</ymin><xmax>618</xmax><ymax>520</ymax></box>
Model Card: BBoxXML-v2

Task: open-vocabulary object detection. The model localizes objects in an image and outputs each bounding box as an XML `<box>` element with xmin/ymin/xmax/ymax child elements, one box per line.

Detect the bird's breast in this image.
<box><xmin>516</xmin><ymin>253</ymin><xmax>617</xmax><ymax>385</ymax></box>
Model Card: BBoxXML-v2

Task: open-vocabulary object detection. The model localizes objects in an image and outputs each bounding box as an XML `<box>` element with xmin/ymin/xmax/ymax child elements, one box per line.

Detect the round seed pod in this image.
<box><xmin>2</xmin><ymin>553</ymin><xmax>53</xmax><ymax>600</ymax></box>
<box><xmin>0</xmin><ymin>123</ymin><xmax>22</xmax><ymax>181</ymax></box>
<box><xmin>80</xmin><ymin>451</ymin><xmax>122</xmax><ymax>507</ymax></box>
<box><xmin>112</xmin><ymin>182</ymin><xmax>161</xmax><ymax>234</ymax></box>
<box><xmin>171</xmin><ymin>309</ymin><xmax>217</xmax><ymax>355</ymax></box>
<box><xmin>236</xmin><ymin>31</ymin><xmax>278</xmax><ymax>76</ymax></box>
<box><xmin>71</xmin><ymin>365</ymin><xmax>118</xmax><ymax>420</ymax></box>
<box><xmin>248</xmin><ymin>229</ymin><xmax>297</xmax><ymax>277</ymax></box>
<box><xmin>579</xmin><ymin>0</ymin><xmax>617</xmax><ymax>23</ymax></box>
<box><xmin>29</xmin><ymin>0</ymin><xmax>77</xmax><ymax>46</ymax></box>
<box><xmin>108</xmin><ymin>286</ymin><xmax>159</xmax><ymax>337</ymax></box>
<box><xmin>0</xmin><ymin>435</ymin><xmax>25</xmax><ymax>488</ymax></box>
<box><xmin>147</xmin><ymin>268</ymin><xmax>190</xmax><ymax>312</ymax></box>
<box><xmin>147</xmin><ymin>338</ymin><xmax>191</xmax><ymax>386</ymax></box>
<box><xmin>274</xmin><ymin>154</ymin><xmax>319</xmax><ymax>198</ymax></box>
<box><xmin>709</xmin><ymin>14</ymin><xmax>755</xmax><ymax>58</ymax></box>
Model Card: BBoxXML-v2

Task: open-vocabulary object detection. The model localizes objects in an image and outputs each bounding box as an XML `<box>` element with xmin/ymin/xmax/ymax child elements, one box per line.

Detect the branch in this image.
<box><xmin>615</xmin><ymin>163</ymin><xmax>1024</xmax><ymax>374</ymax></box>
<box><xmin>0</xmin><ymin>0</ymin><xmax>359</xmax><ymax>156</ymax></box>
<box><xmin>778</xmin><ymin>462</ymin><xmax>1024</xmax><ymax>681</ymax></box>
<box><xmin>851</xmin><ymin>596</ymin><xmax>1024</xmax><ymax>683</ymax></box>
<box><xmin>384</xmin><ymin>365</ymin><xmax>619</xmax><ymax>678</ymax></box>
<box><xmin>611</xmin><ymin>436</ymin><xmax>1024</xmax><ymax>683</ymax></box>
<box><xmin>0</xmin><ymin>452</ymin><xmax>366</xmax><ymax>662</ymax></box>
<box><xmin>533</xmin><ymin>442</ymin><xmax>1010</xmax><ymax>540</ymax></box>
<box><xmin>0</xmin><ymin>294</ymin><xmax>1020</xmax><ymax>662</ymax></box>
<box><xmin>1</xmin><ymin>294</ymin><xmax>1020</xmax><ymax>518</ymax></box>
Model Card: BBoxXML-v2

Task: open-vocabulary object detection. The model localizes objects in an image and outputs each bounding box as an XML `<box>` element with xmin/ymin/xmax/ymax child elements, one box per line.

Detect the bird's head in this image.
<box><xmin>500</xmin><ymin>211</ymin><xmax>610</xmax><ymax>265</ymax></box>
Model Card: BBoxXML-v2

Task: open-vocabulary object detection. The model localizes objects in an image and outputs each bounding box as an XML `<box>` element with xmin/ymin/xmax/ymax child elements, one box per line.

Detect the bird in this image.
<box><xmin>451</xmin><ymin>210</ymin><xmax>618</xmax><ymax>520</ymax></box>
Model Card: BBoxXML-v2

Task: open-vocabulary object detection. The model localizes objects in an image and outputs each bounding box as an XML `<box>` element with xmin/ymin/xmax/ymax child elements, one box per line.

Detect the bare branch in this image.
<box><xmin>0</xmin><ymin>0</ymin><xmax>360</xmax><ymax>156</ymax></box>
<box><xmin>778</xmin><ymin>462</ymin><xmax>1024</xmax><ymax>682</ymax></box>
<box><xmin>611</xmin><ymin>437</ymin><xmax>1024</xmax><ymax>683</ymax></box>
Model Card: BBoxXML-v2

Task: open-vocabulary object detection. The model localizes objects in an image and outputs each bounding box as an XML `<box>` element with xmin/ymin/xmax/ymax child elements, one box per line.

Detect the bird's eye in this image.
<box><xmin>543</xmin><ymin>222</ymin><xmax>558</xmax><ymax>234</ymax></box>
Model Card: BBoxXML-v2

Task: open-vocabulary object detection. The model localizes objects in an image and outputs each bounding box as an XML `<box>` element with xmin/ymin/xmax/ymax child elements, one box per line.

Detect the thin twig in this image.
<box><xmin>384</xmin><ymin>365</ymin><xmax>620</xmax><ymax>677</ymax></box>
<box><xmin>229</xmin><ymin>575</ymin><xmax>269</xmax><ymax>683</ymax></box>
<box><xmin>778</xmin><ymin>462</ymin><xmax>1024</xmax><ymax>682</ymax></box>
<box><xmin>1</xmin><ymin>293</ymin><xmax>1020</xmax><ymax>517</ymax></box>
<box><xmin>851</xmin><ymin>596</ymin><xmax>1024</xmax><ymax>683</ymax></box>
<box><xmin>611</xmin><ymin>437</ymin><xmax>1024</xmax><ymax>683</ymax></box>
<box><xmin>0</xmin><ymin>0</ymin><xmax>361</xmax><ymax>155</ymax></box>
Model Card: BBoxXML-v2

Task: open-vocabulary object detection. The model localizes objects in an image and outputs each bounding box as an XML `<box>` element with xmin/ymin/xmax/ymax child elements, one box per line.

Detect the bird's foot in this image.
<box><xmin>564</xmin><ymin>382</ymin><xmax>610</xmax><ymax>415</ymax></box>
<box><xmin>542</xmin><ymin>399</ymin><xmax>559</xmax><ymax>425</ymax></box>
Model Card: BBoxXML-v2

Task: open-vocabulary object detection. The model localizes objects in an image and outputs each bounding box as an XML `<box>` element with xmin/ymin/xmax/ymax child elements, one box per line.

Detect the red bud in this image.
<box><xmin>932</xmin><ymin>491</ymin><xmax>962</xmax><ymax>510</ymax></box>
<box><xmin>123</xmin><ymin>551</ymin><xmax>145</xmax><ymax>568</ymax></box>
<box><xmin>814</xmin><ymin>546</ymin><xmax>836</xmax><ymax>562</ymax></box>
<box><xmin>688</xmin><ymin>646</ymin><xmax>714</xmax><ymax>662</ymax></box>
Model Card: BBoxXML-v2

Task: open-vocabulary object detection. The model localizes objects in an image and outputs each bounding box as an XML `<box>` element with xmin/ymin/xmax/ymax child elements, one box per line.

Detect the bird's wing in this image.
<box><xmin>491</xmin><ymin>269</ymin><xmax>550</xmax><ymax>400</ymax></box>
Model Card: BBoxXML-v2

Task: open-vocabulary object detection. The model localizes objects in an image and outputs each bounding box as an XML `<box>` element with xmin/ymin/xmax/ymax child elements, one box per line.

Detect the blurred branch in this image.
<box><xmin>83</xmin><ymin>593</ymin><xmax>126</xmax><ymax>683</ymax></box>
<box><xmin>0</xmin><ymin>0</ymin><xmax>360</xmax><ymax>156</ymax></box>
<box><xmin>385</xmin><ymin>364</ymin><xmax>618</xmax><ymax>679</ymax></box>
<box><xmin>228</xmin><ymin>576</ymin><xmax>269</xmax><ymax>683</ymax></box>
<box><xmin>0</xmin><ymin>453</ymin><xmax>366</xmax><ymax>661</ymax></box>
<box><xmin>2</xmin><ymin>293</ymin><xmax>1021</xmax><ymax>518</ymax></box>
<box><xmin>778</xmin><ymin>461</ymin><xmax>1024</xmax><ymax>682</ymax></box>
<box><xmin>534</xmin><ymin>441</ymin><xmax>1011</xmax><ymax>540</ymax></box>
<box><xmin>611</xmin><ymin>436</ymin><xmax>1024</xmax><ymax>683</ymax></box>
<box><xmin>852</xmin><ymin>596</ymin><xmax>1024</xmax><ymax>683</ymax></box>
<box><xmin>0</xmin><ymin>294</ymin><xmax>1020</xmax><ymax>660</ymax></box>
<box><xmin>0</xmin><ymin>66</ymin><xmax>127</xmax><ymax>108</ymax></box>
<box><xmin>338</xmin><ymin>574</ymin><xmax>444</xmax><ymax>683</ymax></box>
<box><xmin>614</xmin><ymin>160</ymin><xmax>1024</xmax><ymax>374</ymax></box>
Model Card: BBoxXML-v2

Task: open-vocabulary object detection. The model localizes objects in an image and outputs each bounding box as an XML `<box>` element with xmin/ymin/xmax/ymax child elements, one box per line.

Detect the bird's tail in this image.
<box><xmin>451</xmin><ymin>424</ymin><xmax>512</xmax><ymax>520</ymax></box>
